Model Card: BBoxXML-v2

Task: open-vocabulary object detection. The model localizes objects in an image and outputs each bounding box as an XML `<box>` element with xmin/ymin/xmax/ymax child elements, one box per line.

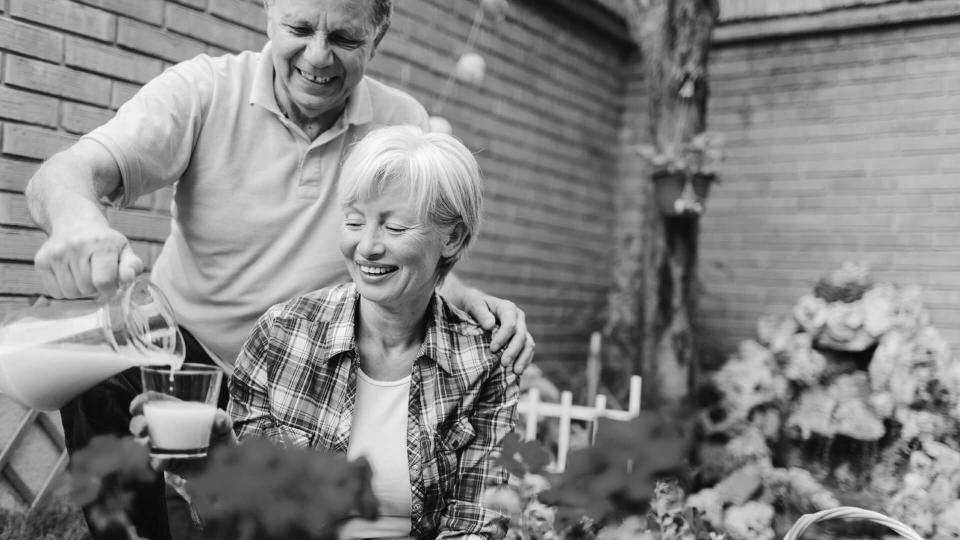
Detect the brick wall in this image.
<box><xmin>377</xmin><ymin>0</ymin><xmax>630</xmax><ymax>377</ymax></box>
<box><xmin>0</xmin><ymin>0</ymin><xmax>628</xmax><ymax>366</ymax></box>
<box><xmin>0</xmin><ymin>0</ymin><xmax>629</xmax><ymax>508</ymax></box>
<box><xmin>698</xmin><ymin>6</ymin><xmax>960</xmax><ymax>356</ymax></box>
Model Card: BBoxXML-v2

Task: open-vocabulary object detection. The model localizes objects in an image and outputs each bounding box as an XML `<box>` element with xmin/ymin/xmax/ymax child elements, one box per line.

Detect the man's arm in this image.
<box><xmin>440</xmin><ymin>272</ymin><xmax>536</xmax><ymax>375</ymax></box>
<box><xmin>26</xmin><ymin>139</ymin><xmax>143</xmax><ymax>298</ymax></box>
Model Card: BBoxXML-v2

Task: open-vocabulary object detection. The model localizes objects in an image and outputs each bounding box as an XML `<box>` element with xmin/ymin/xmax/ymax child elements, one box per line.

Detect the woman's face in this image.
<box><xmin>265</xmin><ymin>0</ymin><xmax>375</xmax><ymax>121</ymax></box>
<box><xmin>340</xmin><ymin>184</ymin><xmax>459</xmax><ymax>311</ymax></box>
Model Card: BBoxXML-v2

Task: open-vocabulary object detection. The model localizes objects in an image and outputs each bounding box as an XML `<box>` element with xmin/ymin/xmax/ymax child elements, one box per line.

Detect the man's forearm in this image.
<box><xmin>25</xmin><ymin>140</ymin><xmax>122</xmax><ymax>234</ymax></box>
<box><xmin>438</xmin><ymin>272</ymin><xmax>473</xmax><ymax>309</ymax></box>
<box><xmin>27</xmin><ymin>157</ymin><xmax>106</xmax><ymax>234</ymax></box>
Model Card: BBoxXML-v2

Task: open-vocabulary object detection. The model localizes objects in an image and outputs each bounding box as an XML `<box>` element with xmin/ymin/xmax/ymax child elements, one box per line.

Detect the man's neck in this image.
<box><xmin>284</xmin><ymin>104</ymin><xmax>342</xmax><ymax>140</ymax></box>
<box><xmin>273</xmin><ymin>84</ymin><xmax>345</xmax><ymax>140</ymax></box>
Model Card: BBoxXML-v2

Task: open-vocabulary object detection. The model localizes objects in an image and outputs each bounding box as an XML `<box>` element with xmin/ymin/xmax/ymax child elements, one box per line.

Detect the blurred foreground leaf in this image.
<box><xmin>188</xmin><ymin>437</ymin><xmax>378</xmax><ymax>540</ymax></box>
<box><xmin>539</xmin><ymin>412</ymin><xmax>693</xmax><ymax>525</ymax></box>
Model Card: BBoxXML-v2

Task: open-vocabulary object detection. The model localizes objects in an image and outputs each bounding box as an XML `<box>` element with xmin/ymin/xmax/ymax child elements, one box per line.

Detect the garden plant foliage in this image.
<box><xmin>58</xmin><ymin>434</ymin><xmax>377</xmax><ymax>540</ymax></box>
<box><xmin>9</xmin><ymin>412</ymin><xmax>708</xmax><ymax>540</ymax></box>
<box><xmin>490</xmin><ymin>411</ymin><xmax>722</xmax><ymax>540</ymax></box>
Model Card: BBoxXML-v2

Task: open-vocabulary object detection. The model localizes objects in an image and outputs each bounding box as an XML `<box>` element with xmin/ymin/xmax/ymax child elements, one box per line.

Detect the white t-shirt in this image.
<box><xmin>84</xmin><ymin>42</ymin><xmax>430</xmax><ymax>366</ymax></box>
<box><xmin>340</xmin><ymin>369</ymin><xmax>413</xmax><ymax>539</ymax></box>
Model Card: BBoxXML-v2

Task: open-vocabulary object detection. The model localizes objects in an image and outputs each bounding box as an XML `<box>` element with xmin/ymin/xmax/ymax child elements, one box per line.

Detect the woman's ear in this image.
<box><xmin>440</xmin><ymin>223</ymin><xmax>469</xmax><ymax>259</ymax></box>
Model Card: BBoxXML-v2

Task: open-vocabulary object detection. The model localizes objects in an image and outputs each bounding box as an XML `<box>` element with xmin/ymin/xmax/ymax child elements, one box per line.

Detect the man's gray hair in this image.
<box><xmin>371</xmin><ymin>0</ymin><xmax>393</xmax><ymax>47</ymax></box>
<box><xmin>263</xmin><ymin>0</ymin><xmax>393</xmax><ymax>48</ymax></box>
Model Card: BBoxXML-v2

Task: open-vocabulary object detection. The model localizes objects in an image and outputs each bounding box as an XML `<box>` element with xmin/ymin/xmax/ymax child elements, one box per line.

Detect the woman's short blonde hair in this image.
<box><xmin>338</xmin><ymin>125</ymin><xmax>483</xmax><ymax>279</ymax></box>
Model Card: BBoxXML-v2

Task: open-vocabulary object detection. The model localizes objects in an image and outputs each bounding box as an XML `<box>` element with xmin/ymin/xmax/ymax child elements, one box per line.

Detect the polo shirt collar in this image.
<box><xmin>341</xmin><ymin>74</ymin><xmax>373</xmax><ymax>127</ymax></box>
<box><xmin>250</xmin><ymin>42</ymin><xmax>283</xmax><ymax>116</ymax></box>
<box><xmin>249</xmin><ymin>41</ymin><xmax>374</xmax><ymax>127</ymax></box>
<box><xmin>323</xmin><ymin>285</ymin><xmax>453</xmax><ymax>374</ymax></box>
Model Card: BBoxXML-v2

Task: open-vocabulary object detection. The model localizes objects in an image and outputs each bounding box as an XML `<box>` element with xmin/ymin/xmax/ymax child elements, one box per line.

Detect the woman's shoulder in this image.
<box><xmin>434</xmin><ymin>294</ymin><xmax>498</xmax><ymax>370</ymax></box>
<box><xmin>264</xmin><ymin>283</ymin><xmax>357</xmax><ymax>325</ymax></box>
<box><xmin>435</xmin><ymin>293</ymin><xmax>488</xmax><ymax>337</ymax></box>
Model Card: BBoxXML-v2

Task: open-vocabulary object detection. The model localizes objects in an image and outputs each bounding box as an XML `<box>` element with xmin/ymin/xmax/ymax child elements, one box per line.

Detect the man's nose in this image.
<box><xmin>304</xmin><ymin>35</ymin><xmax>333</xmax><ymax>66</ymax></box>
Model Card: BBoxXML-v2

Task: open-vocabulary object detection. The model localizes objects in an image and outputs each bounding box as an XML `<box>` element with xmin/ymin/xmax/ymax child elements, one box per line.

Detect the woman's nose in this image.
<box><xmin>357</xmin><ymin>227</ymin><xmax>384</xmax><ymax>258</ymax></box>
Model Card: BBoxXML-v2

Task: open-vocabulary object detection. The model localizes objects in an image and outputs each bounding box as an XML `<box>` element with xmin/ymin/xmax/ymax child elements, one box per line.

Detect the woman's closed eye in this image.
<box><xmin>384</xmin><ymin>223</ymin><xmax>409</xmax><ymax>233</ymax></box>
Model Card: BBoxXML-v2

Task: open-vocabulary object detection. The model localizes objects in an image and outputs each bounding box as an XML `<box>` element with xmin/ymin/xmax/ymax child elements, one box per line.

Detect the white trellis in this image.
<box><xmin>517</xmin><ymin>332</ymin><xmax>642</xmax><ymax>472</ymax></box>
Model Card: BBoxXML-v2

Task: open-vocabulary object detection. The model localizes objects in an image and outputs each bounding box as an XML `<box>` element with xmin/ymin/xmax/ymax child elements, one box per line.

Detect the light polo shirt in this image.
<box><xmin>83</xmin><ymin>42</ymin><xmax>430</xmax><ymax>366</ymax></box>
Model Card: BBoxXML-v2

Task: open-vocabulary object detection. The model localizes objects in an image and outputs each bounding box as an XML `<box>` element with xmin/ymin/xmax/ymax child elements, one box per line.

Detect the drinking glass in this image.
<box><xmin>141</xmin><ymin>363</ymin><xmax>223</xmax><ymax>459</ymax></box>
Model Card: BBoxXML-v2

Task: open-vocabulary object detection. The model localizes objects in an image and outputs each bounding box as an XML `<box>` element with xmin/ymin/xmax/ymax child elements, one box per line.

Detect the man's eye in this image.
<box><xmin>331</xmin><ymin>34</ymin><xmax>365</xmax><ymax>49</ymax></box>
<box><xmin>285</xmin><ymin>25</ymin><xmax>311</xmax><ymax>36</ymax></box>
<box><xmin>385</xmin><ymin>225</ymin><xmax>408</xmax><ymax>233</ymax></box>
<box><xmin>344</xmin><ymin>220</ymin><xmax>363</xmax><ymax>229</ymax></box>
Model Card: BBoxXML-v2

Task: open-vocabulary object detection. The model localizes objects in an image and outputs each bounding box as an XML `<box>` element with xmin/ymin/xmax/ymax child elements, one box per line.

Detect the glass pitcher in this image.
<box><xmin>0</xmin><ymin>275</ymin><xmax>184</xmax><ymax>411</ymax></box>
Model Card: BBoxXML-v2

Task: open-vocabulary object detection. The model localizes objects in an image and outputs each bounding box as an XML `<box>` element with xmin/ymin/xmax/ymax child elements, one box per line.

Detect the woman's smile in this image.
<box><xmin>358</xmin><ymin>262</ymin><xmax>398</xmax><ymax>278</ymax></box>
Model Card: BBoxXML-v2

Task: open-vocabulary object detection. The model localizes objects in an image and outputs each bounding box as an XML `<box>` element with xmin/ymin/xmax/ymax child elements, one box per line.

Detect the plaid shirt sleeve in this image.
<box><xmin>227</xmin><ymin>307</ymin><xmax>281</xmax><ymax>442</ymax></box>
<box><xmin>438</xmin><ymin>365</ymin><xmax>519</xmax><ymax>539</ymax></box>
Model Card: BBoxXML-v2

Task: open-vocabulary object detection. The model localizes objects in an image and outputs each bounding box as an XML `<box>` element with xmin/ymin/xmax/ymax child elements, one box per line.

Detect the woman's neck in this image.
<box><xmin>355</xmin><ymin>295</ymin><xmax>432</xmax><ymax>381</ymax></box>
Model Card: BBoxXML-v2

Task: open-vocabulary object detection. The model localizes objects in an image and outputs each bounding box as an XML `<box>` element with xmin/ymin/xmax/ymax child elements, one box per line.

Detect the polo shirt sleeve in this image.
<box><xmin>82</xmin><ymin>55</ymin><xmax>215</xmax><ymax>209</ymax></box>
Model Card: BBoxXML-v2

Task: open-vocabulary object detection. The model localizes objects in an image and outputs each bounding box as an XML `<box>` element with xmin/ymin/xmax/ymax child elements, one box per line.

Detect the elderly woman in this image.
<box><xmin>228</xmin><ymin>125</ymin><xmax>520</xmax><ymax>539</ymax></box>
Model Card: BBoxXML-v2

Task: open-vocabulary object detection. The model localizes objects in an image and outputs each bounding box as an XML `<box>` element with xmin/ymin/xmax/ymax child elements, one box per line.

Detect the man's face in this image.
<box><xmin>265</xmin><ymin>0</ymin><xmax>377</xmax><ymax>120</ymax></box>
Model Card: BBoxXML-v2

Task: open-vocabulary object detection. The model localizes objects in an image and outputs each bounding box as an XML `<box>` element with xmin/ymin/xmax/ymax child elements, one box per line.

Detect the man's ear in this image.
<box><xmin>441</xmin><ymin>223</ymin><xmax>469</xmax><ymax>259</ymax></box>
<box><xmin>264</xmin><ymin>1</ymin><xmax>274</xmax><ymax>39</ymax></box>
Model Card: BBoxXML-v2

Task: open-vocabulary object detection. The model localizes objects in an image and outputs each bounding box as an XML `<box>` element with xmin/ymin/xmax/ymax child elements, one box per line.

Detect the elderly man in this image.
<box><xmin>25</xmin><ymin>0</ymin><xmax>534</xmax><ymax>538</ymax></box>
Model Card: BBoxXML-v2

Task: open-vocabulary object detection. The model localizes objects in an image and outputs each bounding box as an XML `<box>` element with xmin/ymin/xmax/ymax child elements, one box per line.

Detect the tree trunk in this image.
<box><xmin>604</xmin><ymin>0</ymin><xmax>719</xmax><ymax>410</ymax></box>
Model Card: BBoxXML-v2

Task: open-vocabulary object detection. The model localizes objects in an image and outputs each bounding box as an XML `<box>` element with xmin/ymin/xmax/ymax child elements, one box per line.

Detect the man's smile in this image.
<box><xmin>295</xmin><ymin>67</ymin><xmax>335</xmax><ymax>85</ymax></box>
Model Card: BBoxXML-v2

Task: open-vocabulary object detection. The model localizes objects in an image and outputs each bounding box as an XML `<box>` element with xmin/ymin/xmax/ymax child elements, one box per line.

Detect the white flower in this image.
<box><xmin>724</xmin><ymin>501</ymin><xmax>775</xmax><ymax>540</ymax></box>
<box><xmin>793</xmin><ymin>294</ymin><xmax>828</xmax><ymax>336</ymax></box>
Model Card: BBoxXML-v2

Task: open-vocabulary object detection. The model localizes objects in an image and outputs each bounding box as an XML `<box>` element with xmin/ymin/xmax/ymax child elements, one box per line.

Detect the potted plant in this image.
<box><xmin>635</xmin><ymin>132</ymin><xmax>724</xmax><ymax>218</ymax></box>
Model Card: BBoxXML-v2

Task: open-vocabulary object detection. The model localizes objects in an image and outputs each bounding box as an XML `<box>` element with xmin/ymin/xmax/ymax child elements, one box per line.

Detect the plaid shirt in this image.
<box><xmin>228</xmin><ymin>283</ymin><xmax>519</xmax><ymax>539</ymax></box>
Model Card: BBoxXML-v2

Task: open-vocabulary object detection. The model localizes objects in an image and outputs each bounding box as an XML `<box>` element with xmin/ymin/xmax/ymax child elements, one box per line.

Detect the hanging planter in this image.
<box><xmin>636</xmin><ymin>131</ymin><xmax>724</xmax><ymax>219</ymax></box>
<box><xmin>652</xmin><ymin>170</ymin><xmax>716</xmax><ymax>218</ymax></box>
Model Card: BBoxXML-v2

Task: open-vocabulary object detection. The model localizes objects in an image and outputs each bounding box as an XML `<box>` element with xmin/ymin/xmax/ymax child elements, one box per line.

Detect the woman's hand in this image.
<box><xmin>128</xmin><ymin>391</ymin><xmax>236</xmax><ymax>476</ymax></box>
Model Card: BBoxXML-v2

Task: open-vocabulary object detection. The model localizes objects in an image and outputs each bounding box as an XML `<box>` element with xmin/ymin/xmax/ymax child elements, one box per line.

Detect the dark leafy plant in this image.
<box><xmin>68</xmin><ymin>434</ymin><xmax>155</xmax><ymax>540</ymax></box>
<box><xmin>62</xmin><ymin>435</ymin><xmax>378</xmax><ymax>540</ymax></box>
<box><xmin>495</xmin><ymin>432</ymin><xmax>553</xmax><ymax>477</ymax></box>
<box><xmin>539</xmin><ymin>412</ymin><xmax>692</xmax><ymax>526</ymax></box>
<box><xmin>187</xmin><ymin>437</ymin><xmax>378</xmax><ymax>540</ymax></box>
<box><xmin>495</xmin><ymin>412</ymin><xmax>703</xmax><ymax>539</ymax></box>
<box><xmin>812</xmin><ymin>262</ymin><xmax>873</xmax><ymax>303</ymax></box>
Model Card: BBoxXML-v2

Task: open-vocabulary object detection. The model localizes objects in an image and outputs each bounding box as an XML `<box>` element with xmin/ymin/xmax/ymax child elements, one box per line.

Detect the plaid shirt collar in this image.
<box><xmin>318</xmin><ymin>285</ymin><xmax>455</xmax><ymax>374</ymax></box>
